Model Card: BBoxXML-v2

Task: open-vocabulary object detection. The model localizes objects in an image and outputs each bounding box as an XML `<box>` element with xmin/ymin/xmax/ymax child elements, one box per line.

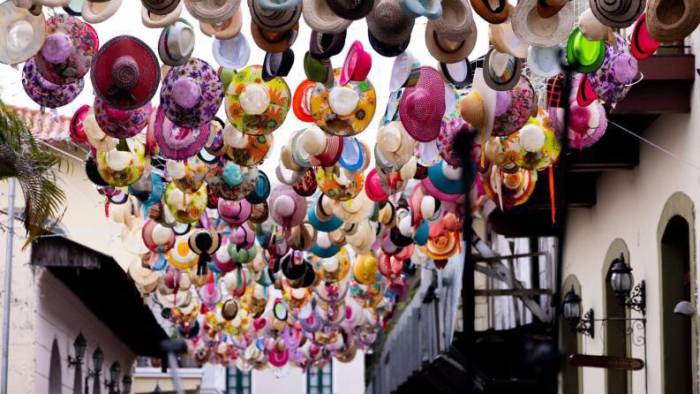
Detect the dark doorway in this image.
<box><xmin>661</xmin><ymin>215</ymin><xmax>693</xmax><ymax>394</ymax></box>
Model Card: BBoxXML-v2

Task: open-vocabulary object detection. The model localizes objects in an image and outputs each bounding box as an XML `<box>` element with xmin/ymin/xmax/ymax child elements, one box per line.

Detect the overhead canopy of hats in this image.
<box><xmin>2</xmin><ymin>0</ymin><xmax>698</xmax><ymax>371</ymax></box>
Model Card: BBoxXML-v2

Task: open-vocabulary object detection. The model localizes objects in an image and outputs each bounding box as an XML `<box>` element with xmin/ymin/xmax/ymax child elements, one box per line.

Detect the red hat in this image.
<box><xmin>399</xmin><ymin>66</ymin><xmax>445</xmax><ymax>142</ymax></box>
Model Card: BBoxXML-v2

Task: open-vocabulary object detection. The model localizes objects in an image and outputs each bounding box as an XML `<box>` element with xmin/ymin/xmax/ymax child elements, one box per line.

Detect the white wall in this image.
<box><xmin>560</xmin><ymin>31</ymin><xmax>700</xmax><ymax>394</ymax></box>
<box><xmin>34</xmin><ymin>269</ymin><xmax>135</xmax><ymax>394</ymax></box>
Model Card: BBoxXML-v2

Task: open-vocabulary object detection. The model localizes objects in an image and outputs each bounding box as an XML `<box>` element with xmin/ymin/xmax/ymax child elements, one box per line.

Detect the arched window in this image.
<box><xmin>657</xmin><ymin>192</ymin><xmax>696</xmax><ymax>394</ymax></box>
<box><xmin>561</xmin><ymin>275</ymin><xmax>582</xmax><ymax>394</ymax></box>
<box><xmin>603</xmin><ymin>239</ymin><xmax>631</xmax><ymax>394</ymax></box>
<box><xmin>49</xmin><ymin>339</ymin><xmax>62</xmax><ymax>394</ymax></box>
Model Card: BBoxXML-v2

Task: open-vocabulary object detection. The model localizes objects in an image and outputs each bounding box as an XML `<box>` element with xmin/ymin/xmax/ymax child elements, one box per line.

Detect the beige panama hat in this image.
<box><xmin>489</xmin><ymin>17</ymin><xmax>528</xmax><ymax>58</ymax></box>
<box><xmin>142</xmin><ymin>0</ymin><xmax>183</xmax><ymax>28</ymax></box>
<box><xmin>511</xmin><ymin>0</ymin><xmax>574</xmax><ymax>47</ymax></box>
<box><xmin>82</xmin><ymin>0</ymin><xmax>123</xmax><ymax>23</ymax></box>
<box><xmin>303</xmin><ymin>0</ymin><xmax>352</xmax><ymax>34</ymax></box>
<box><xmin>0</xmin><ymin>2</ymin><xmax>46</xmax><ymax>65</ymax></box>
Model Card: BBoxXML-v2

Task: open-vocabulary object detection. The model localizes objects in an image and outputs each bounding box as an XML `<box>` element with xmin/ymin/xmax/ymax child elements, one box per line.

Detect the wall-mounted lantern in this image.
<box><xmin>68</xmin><ymin>332</ymin><xmax>87</xmax><ymax>367</ymax></box>
<box><xmin>608</xmin><ymin>254</ymin><xmax>646</xmax><ymax>315</ymax></box>
<box><xmin>562</xmin><ymin>288</ymin><xmax>595</xmax><ymax>338</ymax></box>
<box><xmin>105</xmin><ymin>361</ymin><xmax>121</xmax><ymax>394</ymax></box>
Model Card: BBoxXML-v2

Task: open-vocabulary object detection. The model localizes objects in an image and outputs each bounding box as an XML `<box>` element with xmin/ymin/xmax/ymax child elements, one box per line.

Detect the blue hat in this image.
<box><xmin>414</xmin><ymin>220</ymin><xmax>429</xmax><ymax>246</ymax></box>
<box><xmin>311</xmin><ymin>242</ymin><xmax>340</xmax><ymax>258</ymax></box>
<box><xmin>427</xmin><ymin>161</ymin><xmax>465</xmax><ymax>195</ymax></box>
<box><xmin>339</xmin><ymin>137</ymin><xmax>365</xmax><ymax>171</ymax></box>
<box><xmin>257</xmin><ymin>0</ymin><xmax>301</xmax><ymax>11</ymax></box>
<box><xmin>307</xmin><ymin>195</ymin><xmax>343</xmax><ymax>232</ymax></box>
<box><xmin>399</xmin><ymin>0</ymin><xmax>442</xmax><ymax>19</ymax></box>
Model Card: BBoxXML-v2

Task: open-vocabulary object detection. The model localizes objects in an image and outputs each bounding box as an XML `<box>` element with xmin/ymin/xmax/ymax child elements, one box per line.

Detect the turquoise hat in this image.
<box><xmin>427</xmin><ymin>162</ymin><xmax>465</xmax><ymax>195</ymax></box>
<box><xmin>414</xmin><ymin>220</ymin><xmax>429</xmax><ymax>246</ymax></box>
<box><xmin>308</xmin><ymin>200</ymin><xmax>343</xmax><ymax>232</ymax></box>
<box><xmin>399</xmin><ymin>0</ymin><xmax>442</xmax><ymax>19</ymax></box>
<box><xmin>258</xmin><ymin>0</ymin><xmax>301</xmax><ymax>11</ymax></box>
<box><xmin>311</xmin><ymin>242</ymin><xmax>340</xmax><ymax>258</ymax></box>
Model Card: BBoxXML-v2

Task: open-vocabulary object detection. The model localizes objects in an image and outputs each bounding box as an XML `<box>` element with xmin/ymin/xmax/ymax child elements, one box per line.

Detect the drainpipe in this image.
<box><xmin>1</xmin><ymin>178</ymin><xmax>17</xmax><ymax>394</ymax></box>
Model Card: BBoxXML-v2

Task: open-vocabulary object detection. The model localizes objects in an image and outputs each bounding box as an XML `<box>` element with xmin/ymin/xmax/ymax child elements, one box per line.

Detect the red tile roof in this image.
<box><xmin>10</xmin><ymin>107</ymin><xmax>71</xmax><ymax>142</ymax></box>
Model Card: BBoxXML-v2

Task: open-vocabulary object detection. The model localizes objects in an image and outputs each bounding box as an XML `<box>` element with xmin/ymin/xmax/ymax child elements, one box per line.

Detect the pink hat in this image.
<box><xmin>630</xmin><ymin>13</ymin><xmax>659</xmax><ymax>60</ymax></box>
<box><xmin>399</xmin><ymin>66</ymin><xmax>445</xmax><ymax>142</ymax></box>
<box><xmin>365</xmin><ymin>168</ymin><xmax>389</xmax><ymax>202</ymax></box>
<box><xmin>269</xmin><ymin>184</ymin><xmax>308</xmax><ymax>227</ymax></box>
<box><xmin>94</xmin><ymin>97</ymin><xmax>152</xmax><ymax>138</ymax></box>
<box><xmin>340</xmin><ymin>41</ymin><xmax>372</xmax><ymax>85</ymax></box>
<box><xmin>218</xmin><ymin>198</ymin><xmax>253</xmax><ymax>225</ymax></box>
<box><xmin>153</xmin><ymin>107</ymin><xmax>211</xmax><ymax>159</ymax></box>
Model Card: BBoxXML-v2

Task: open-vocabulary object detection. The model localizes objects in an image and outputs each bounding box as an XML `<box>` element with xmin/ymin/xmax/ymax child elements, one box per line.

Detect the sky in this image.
<box><xmin>0</xmin><ymin>1</ymin><xmax>491</xmax><ymax>175</ymax></box>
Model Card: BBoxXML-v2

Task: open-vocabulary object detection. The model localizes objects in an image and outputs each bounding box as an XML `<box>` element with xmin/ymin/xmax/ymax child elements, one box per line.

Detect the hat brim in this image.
<box><xmin>482</xmin><ymin>48</ymin><xmax>523</xmax><ymax>91</ymax></box>
<box><xmin>303</xmin><ymin>0</ymin><xmax>352</xmax><ymax>34</ymax></box>
<box><xmin>327</xmin><ymin>0</ymin><xmax>374</xmax><ymax>20</ymax></box>
<box><xmin>82</xmin><ymin>0</ymin><xmax>123</xmax><ymax>23</ymax></box>
<box><xmin>368</xmin><ymin>30</ymin><xmax>411</xmax><ymax>58</ymax></box>
<box><xmin>425</xmin><ymin>24</ymin><xmax>477</xmax><ymax>63</ymax></box>
<box><xmin>0</xmin><ymin>4</ymin><xmax>46</xmax><ymax>66</ymax></box>
<box><xmin>512</xmin><ymin>0</ymin><xmax>574</xmax><ymax>47</ymax></box>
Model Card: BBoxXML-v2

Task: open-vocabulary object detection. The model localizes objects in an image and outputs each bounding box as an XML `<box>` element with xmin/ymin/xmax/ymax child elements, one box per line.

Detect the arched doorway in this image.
<box><xmin>49</xmin><ymin>339</ymin><xmax>62</xmax><ymax>394</ymax></box>
<box><xmin>561</xmin><ymin>275</ymin><xmax>582</xmax><ymax>394</ymax></box>
<box><xmin>657</xmin><ymin>192</ymin><xmax>697</xmax><ymax>394</ymax></box>
<box><xmin>603</xmin><ymin>239</ymin><xmax>631</xmax><ymax>394</ymax></box>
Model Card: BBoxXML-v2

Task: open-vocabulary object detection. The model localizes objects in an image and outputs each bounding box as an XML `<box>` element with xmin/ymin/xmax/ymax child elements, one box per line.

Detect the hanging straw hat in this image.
<box><xmin>578</xmin><ymin>8</ymin><xmax>613</xmax><ymax>41</ymax></box>
<box><xmin>303</xmin><ymin>0</ymin><xmax>352</xmax><ymax>34</ymax></box>
<box><xmin>469</xmin><ymin>0</ymin><xmax>510</xmax><ymax>24</ymax></box>
<box><xmin>366</xmin><ymin>0</ymin><xmax>415</xmax><ymax>57</ymax></box>
<box><xmin>269</xmin><ymin>184</ymin><xmax>308</xmax><ymax>227</ymax></box>
<box><xmin>158</xmin><ymin>18</ymin><xmax>195</xmax><ymax>66</ymax></box>
<box><xmin>489</xmin><ymin>17</ymin><xmax>528</xmax><ymax>58</ymax></box>
<box><xmin>82</xmin><ymin>0</ymin><xmax>122</xmax><ymax>23</ymax></box>
<box><xmin>160</xmin><ymin>57</ymin><xmax>224</xmax><ymax>128</ymax></box>
<box><xmin>399</xmin><ymin>66</ymin><xmax>446</xmax><ymax>142</ymax></box>
<box><xmin>425</xmin><ymin>0</ymin><xmax>477</xmax><ymax>63</ymax></box>
<box><xmin>326</xmin><ymin>0</ymin><xmax>375</xmax><ymax>20</ymax></box>
<box><xmin>249</xmin><ymin>0</ymin><xmax>302</xmax><ymax>33</ymax></box>
<box><xmin>200</xmin><ymin>7</ymin><xmax>243</xmax><ymax>39</ymax></box>
<box><xmin>142</xmin><ymin>0</ymin><xmax>182</xmax><ymax>28</ymax></box>
<box><xmin>630</xmin><ymin>13</ymin><xmax>659</xmax><ymax>60</ymax></box>
<box><xmin>482</xmin><ymin>47</ymin><xmax>522</xmax><ymax>91</ymax></box>
<box><xmin>184</xmin><ymin>0</ymin><xmax>240</xmax><ymax>24</ymax></box>
<box><xmin>589</xmin><ymin>0</ymin><xmax>644</xmax><ymax>28</ymax></box>
<box><xmin>152</xmin><ymin>106</ymin><xmax>211</xmax><ymax>159</ymax></box>
<box><xmin>93</xmin><ymin>97</ymin><xmax>152</xmax><ymax>138</ymax></box>
<box><xmin>511</xmin><ymin>0</ymin><xmax>574</xmax><ymax>47</ymax></box>
<box><xmin>646</xmin><ymin>0</ymin><xmax>700</xmax><ymax>42</ymax></box>
<box><xmin>0</xmin><ymin>2</ymin><xmax>46</xmax><ymax>66</ymax></box>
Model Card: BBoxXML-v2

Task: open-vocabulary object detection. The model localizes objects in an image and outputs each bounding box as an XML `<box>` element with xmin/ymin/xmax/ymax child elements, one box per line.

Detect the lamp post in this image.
<box><xmin>68</xmin><ymin>333</ymin><xmax>87</xmax><ymax>367</ymax></box>
<box><xmin>608</xmin><ymin>254</ymin><xmax>646</xmax><ymax>315</ymax></box>
<box><xmin>86</xmin><ymin>347</ymin><xmax>103</xmax><ymax>394</ymax></box>
<box><xmin>561</xmin><ymin>288</ymin><xmax>595</xmax><ymax>338</ymax></box>
<box><xmin>121</xmin><ymin>375</ymin><xmax>132</xmax><ymax>394</ymax></box>
<box><xmin>105</xmin><ymin>361</ymin><xmax>121</xmax><ymax>394</ymax></box>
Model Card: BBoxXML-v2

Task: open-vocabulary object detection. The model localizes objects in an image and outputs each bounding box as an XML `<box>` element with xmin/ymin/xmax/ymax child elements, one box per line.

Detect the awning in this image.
<box><xmin>31</xmin><ymin>236</ymin><xmax>168</xmax><ymax>357</ymax></box>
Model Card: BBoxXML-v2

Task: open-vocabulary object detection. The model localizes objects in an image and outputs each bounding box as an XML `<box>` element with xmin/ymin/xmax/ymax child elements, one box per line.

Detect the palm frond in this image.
<box><xmin>0</xmin><ymin>102</ymin><xmax>66</xmax><ymax>245</ymax></box>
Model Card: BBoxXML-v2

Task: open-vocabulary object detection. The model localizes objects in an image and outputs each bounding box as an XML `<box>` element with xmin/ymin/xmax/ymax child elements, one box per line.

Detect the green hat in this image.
<box><xmin>566</xmin><ymin>27</ymin><xmax>606</xmax><ymax>73</ymax></box>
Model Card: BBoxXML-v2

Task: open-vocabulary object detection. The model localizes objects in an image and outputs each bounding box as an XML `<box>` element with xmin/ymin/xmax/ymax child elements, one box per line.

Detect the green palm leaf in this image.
<box><xmin>0</xmin><ymin>102</ymin><xmax>66</xmax><ymax>245</ymax></box>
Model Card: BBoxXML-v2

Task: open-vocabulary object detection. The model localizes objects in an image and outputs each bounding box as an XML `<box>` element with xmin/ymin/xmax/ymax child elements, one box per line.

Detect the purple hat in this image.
<box><xmin>22</xmin><ymin>58</ymin><xmax>84</xmax><ymax>108</ymax></box>
<box><xmin>491</xmin><ymin>75</ymin><xmax>537</xmax><ymax>136</ymax></box>
<box><xmin>160</xmin><ymin>57</ymin><xmax>224</xmax><ymax>129</ymax></box>
<box><xmin>587</xmin><ymin>33</ymin><xmax>638</xmax><ymax>105</ymax></box>
<box><xmin>436</xmin><ymin>117</ymin><xmax>469</xmax><ymax>167</ymax></box>
<box><xmin>35</xmin><ymin>15</ymin><xmax>98</xmax><ymax>85</ymax></box>
<box><xmin>269</xmin><ymin>184</ymin><xmax>308</xmax><ymax>228</ymax></box>
<box><xmin>94</xmin><ymin>97</ymin><xmax>152</xmax><ymax>138</ymax></box>
<box><xmin>153</xmin><ymin>106</ymin><xmax>211</xmax><ymax>159</ymax></box>
<box><xmin>399</xmin><ymin>66</ymin><xmax>445</xmax><ymax>142</ymax></box>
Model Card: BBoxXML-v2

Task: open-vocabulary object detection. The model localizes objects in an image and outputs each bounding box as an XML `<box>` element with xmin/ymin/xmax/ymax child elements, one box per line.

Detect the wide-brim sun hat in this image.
<box><xmin>303</xmin><ymin>0</ymin><xmax>352</xmax><ymax>34</ymax></box>
<box><xmin>425</xmin><ymin>15</ymin><xmax>477</xmax><ymax>63</ymax></box>
<box><xmin>646</xmin><ymin>0</ymin><xmax>700</xmax><ymax>42</ymax></box>
<box><xmin>225</xmin><ymin>64</ymin><xmax>291</xmax><ymax>135</ymax></box>
<box><xmin>184</xmin><ymin>0</ymin><xmax>240</xmax><ymax>24</ymax></box>
<box><xmin>630</xmin><ymin>13</ymin><xmax>659</xmax><ymax>60</ymax></box>
<box><xmin>468</xmin><ymin>68</ymin><xmax>496</xmax><ymax>139</ymax></box>
<box><xmin>512</xmin><ymin>0</ymin><xmax>574</xmax><ymax>47</ymax></box>
<box><xmin>22</xmin><ymin>58</ymin><xmax>84</xmax><ymax>108</ymax></box>
<box><xmin>0</xmin><ymin>2</ymin><xmax>46</xmax><ymax>66</ymax></box>
<box><xmin>142</xmin><ymin>0</ymin><xmax>182</xmax><ymax>28</ymax></box>
<box><xmin>249</xmin><ymin>0</ymin><xmax>302</xmax><ymax>33</ymax></box>
<box><xmin>153</xmin><ymin>106</ymin><xmax>212</xmax><ymax>159</ymax></box>
<box><xmin>489</xmin><ymin>17</ymin><xmax>528</xmax><ymax>59</ymax></box>
<box><xmin>269</xmin><ymin>184</ymin><xmax>308</xmax><ymax>227</ymax></box>
<box><xmin>483</xmin><ymin>47</ymin><xmax>522</xmax><ymax>91</ymax></box>
<box><xmin>35</xmin><ymin>14</ymin><xmax>98</xmax><ymax>85</ymax></box>
<box><xmin>589</xmin><ymin>0</ymin><xmax>644</xmax><ymax>28</ymax></box>
<box><xmin>376</xmin><ymin>120</ymin><xmax>416</xmax><ymax>169</ymax></box>
<box><xmin>160</xmin><ymin>57</ymin><xmax>224</xmax><ymax>128</ymax></box>
<box><xmin>315</xmin><ymin>162</ymin><xmax>364</xmax><ymax>201</ymax></box>
<box><xmin>225</xmin><ymin>132</ymin><xmax>273</xmax><ymax>167</ymax></box>
<box><xmin>92</xmin><ymin>35</ymin><xmax>160</xmax><ymax>111</ymax></box>
<box><xmin>309</xmin><ymin>68</ymin><xmax>376</xmax><ymax>136</ymax></box>
<box><xmin>82</xmin><ymin>0</ymin><xmax>122</xmax><ymax>23</ymax></box>
<box><xmin>200</xmin><ymin>7</ymin><xmax>243</xmax><ymax>40</ymax></box>
<box><xmin>308</xmin><ymin>196</ymin><xmax>343</xmax><ymax>232</ymax></box>
<box><xmin>482</xmin><ymin>166</ymin><xmax>537</xmax><ymax>209</ymax></box>
<box><xmin>399</xmin><ymin>66</ymin><xmax>446</xmax><ymax>142</ymax></box>
<box><xmin>94</xmin><ymin>97</ymin><xmax>152</xmax><ymax>138</ymax></box>
<box><xmin>527</xmin><ymin>45</ymin><xmax>563</xmax><ymax>78</ymax></box>
<box><xmin>213</xmin><ymin>33</ymin><xmax>250</xmax><ymax>69</ymax></box>
<box><xmin>565</xmin><ymin>27</ymin><xmax>606</xmax><ymax>73</ymax></box>
<box><xmin>587</xmin><ymin>33</ymin><xmax>638</xmax><ymax>104</ymax></box>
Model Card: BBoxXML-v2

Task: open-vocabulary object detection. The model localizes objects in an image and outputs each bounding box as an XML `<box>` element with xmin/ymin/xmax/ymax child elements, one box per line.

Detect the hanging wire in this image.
<box><xmin>609</xmin><ymin>120</ymin><xmax>700</xmax><ymax>172</ymax></box>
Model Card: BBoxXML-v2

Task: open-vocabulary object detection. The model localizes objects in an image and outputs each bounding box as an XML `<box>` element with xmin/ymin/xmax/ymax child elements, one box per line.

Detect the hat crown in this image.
<box><xmin>240</xmin><ymin>84</ymin><xmax>270</xmax><ymax>115</ymax></box>
<box><xmin>8</xmin><ymin>20</ymin><xmax>34</xmax><ymax>53</ymax></box>
<box><xmin>172</xmin><ymin>77</ymin><xmax>202</xmax><ymax>109</ymax></box>
<box><xmin>42</xmin><ymin>33</ymin><xmax>72</xmax><ymax>64</ymax></box>
<box><xmin>112</xmin><ymin>55</ymin><xmax>140</xmax><ymax>90</ymax></box>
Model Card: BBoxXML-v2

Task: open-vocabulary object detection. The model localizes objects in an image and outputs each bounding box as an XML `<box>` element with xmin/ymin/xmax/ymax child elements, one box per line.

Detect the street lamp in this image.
<box><xmin>561</xmin><ymin>288</ymin><xmax>595</xmax><ymax>338</ymax></box>
<box><xmin>105</xmin><ymin>361</ymin><xmax>121</xmax><ymax>394</ymax></box>
<box><xmin>86</xmin><ymin>347</ymin><xmax>104</xmax><ymax>394</ymax></box>
<box><xmin>121</xmin><ymin>375</ymin><xmax>132</xmax><ymax>394</ymax></box>
<box><xmin>68</xmin><ymin>333</ymin><xmax>87</xmax><ymax>367</ymax></box>
<box><xmin>607</xmin><ymin>254</ymin><xmax>646</xmax><ymax>315</ymax></box>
